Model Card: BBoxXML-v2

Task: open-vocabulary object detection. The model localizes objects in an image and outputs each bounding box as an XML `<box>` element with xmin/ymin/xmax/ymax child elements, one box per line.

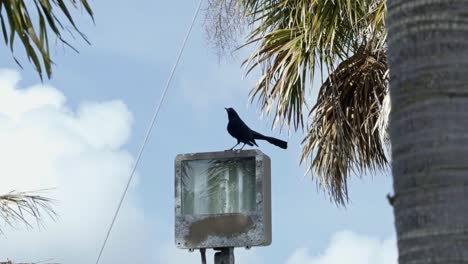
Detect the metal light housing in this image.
<box><xmin>174</xmin><ymin>149</ymin><xmax>271</xmax><ymax>249</ymax></box>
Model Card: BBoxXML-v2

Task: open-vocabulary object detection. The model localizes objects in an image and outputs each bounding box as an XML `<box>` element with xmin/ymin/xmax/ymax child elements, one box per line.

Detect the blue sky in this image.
<box><xmin>0</xmin><ymin>1</ymin><xmax>396</xmax><ymax>263</ymax></box>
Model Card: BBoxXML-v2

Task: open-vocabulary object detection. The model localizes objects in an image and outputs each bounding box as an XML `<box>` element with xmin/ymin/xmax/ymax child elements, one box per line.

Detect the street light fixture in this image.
<box><xmin>175</xmin><ymin>149</ymin><xmax>271</xmax><ymax>256</ymax></box>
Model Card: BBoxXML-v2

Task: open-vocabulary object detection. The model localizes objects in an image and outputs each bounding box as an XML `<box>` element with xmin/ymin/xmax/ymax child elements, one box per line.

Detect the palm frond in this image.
<box><xmin>301</xmin><ymin>43</ymin><xmax>389</xmax><ymax>205</ymax></box>
<box><xmin>0</xmin><ymin>189</ymin><xmax>56</xmax><ymax>233</ymax></box>
<box><xmin>0</xmin><ymin>0</ymin><xmax>93</xmax><ymax>79</ymax></box>
<box><xmin>241</xmin><ymin>0</ymin><xmax>386</xmax><ymax>130</ymax></box>
<box><xmin>204</xmin><ymin>0</ymin><xmax>389</xmax><ymax>204</ymax></box>
<box><xmin>238</xmin><ymin>0</ymin><xmax>389</xmax><ymax>205</ymax></box>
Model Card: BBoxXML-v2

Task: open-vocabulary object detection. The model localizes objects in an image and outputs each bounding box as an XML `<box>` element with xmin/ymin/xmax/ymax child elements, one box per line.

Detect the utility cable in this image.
<box><xmin>94</xmin><ymin>0</ymin><xmax>204</xmax><ymax>262</ymax></box>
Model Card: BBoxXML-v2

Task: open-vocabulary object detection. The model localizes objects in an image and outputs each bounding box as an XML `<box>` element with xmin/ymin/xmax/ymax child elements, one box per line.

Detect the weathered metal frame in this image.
<box><xmin>174</xmin><ymin>149</ymin><xmax>271</xmax><ymax>249</ymax></box>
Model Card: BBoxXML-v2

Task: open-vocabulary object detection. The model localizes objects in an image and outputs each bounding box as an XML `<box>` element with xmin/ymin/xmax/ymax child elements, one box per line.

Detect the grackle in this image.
<box><xmin>225</xmin><ymin>107</ymin><xmax>287</xmax><ymax>150</ymax></box>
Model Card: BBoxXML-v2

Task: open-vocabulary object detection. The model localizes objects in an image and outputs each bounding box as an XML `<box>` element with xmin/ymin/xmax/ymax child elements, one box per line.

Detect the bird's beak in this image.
<box><xmin>224</xmin><ymin>107</ymin><xmax>228</xmax><ymax>111</ymax></box>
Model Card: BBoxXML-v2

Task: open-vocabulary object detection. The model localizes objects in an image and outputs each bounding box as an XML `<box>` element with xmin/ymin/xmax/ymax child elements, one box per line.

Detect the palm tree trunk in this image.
<box><xmin>387</xmin><ymin>1</ymin><xmax>468</xmax><ymax>263</ymax></box>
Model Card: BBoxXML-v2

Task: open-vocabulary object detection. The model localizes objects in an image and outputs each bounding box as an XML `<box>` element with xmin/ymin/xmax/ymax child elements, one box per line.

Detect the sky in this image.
<box><xmin>0</xmin><ymin>1</ymin><xmax>396</xmax><ymax>263</ymax></box>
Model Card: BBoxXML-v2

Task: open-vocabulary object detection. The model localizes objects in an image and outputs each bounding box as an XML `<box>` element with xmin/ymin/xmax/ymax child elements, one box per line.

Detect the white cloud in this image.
<box><xmin>0</xmin><ymin>69</ymin><xmax>155</xmax><ymax>263</ymax></box>
<box><xmin>287</xmin><ymin>231</ymin><xmax>397</xmax><ymax>264</ymax></box>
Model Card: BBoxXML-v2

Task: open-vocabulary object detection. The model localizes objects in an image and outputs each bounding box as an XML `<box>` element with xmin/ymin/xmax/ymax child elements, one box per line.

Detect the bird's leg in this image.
<box><xmin>229</xmin><ymin>142</ymin><xmax>239</xmax><ymax>150</ymax></box>
<box><xmin>239</xmin><ymin>143</ymin><xmax>246</xmax><ymax>150</ymax></box>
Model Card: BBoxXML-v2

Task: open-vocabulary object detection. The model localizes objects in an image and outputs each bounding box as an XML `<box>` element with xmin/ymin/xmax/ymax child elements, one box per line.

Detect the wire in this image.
<box><xmin>94</xmin><ymin>0</ymin><xmax>204</xmax><ymax>263</ymax></box>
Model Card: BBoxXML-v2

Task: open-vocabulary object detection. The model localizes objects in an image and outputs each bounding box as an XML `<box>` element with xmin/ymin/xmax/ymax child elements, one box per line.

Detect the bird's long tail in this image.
<box><xmin>253</xmin><ymin>131</ymin><xmax>288</xmax><ymax>149</ymax></box>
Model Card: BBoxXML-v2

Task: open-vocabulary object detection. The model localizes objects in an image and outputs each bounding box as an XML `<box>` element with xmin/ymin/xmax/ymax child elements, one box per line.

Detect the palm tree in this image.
<box><xmin>0</xmin><ymin>0</ymin><xmax>93</xmax><ymax>79</ymax></box>
<box><xmin>387</xmin><ymin>1</ymin><xmax>468</xmax><ymax>262</ymax></box>
<box><xmin>207</xmin><ymin>0</ymin><xmax>468</xmax><ymax>262</ymax></box>
<box><xmin>205</xmin><ymin>0</ymin><xmax>388</xmax><ymax>205</ymax></box>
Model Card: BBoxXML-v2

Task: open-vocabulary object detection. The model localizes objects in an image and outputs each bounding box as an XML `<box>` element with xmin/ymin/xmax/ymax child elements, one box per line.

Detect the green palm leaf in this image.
<box><xmin>0</xmin><ymin>0</ymin><xmax>93</xmax><ymax>79</ymax></box>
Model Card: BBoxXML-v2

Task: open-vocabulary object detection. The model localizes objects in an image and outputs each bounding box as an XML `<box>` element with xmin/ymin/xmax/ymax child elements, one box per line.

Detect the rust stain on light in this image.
<box><xmin>186</xmin><ymin>214</ymin><xmax>254</xmax><ymax>245</ymax></box>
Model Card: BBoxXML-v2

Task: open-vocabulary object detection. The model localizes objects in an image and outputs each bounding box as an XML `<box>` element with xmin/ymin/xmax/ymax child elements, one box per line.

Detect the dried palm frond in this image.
<box><xmin>203</xmin><ymin>0</ymin><xmax>248</xmax><ymax>58</ymax></box>
<box><xmin>0</xmin><ymin>190</ymin><xmax>56</xmax><ymax>233</ymax></box>
<box><xmin>0</xmin><ymin>0</ymin><xmax>94</xmax><ymax>79</ymax></box>
<box><xmin>301</xmin><ymin>43</ymin><xmax>389</xmax><ymax>205</ymax></box>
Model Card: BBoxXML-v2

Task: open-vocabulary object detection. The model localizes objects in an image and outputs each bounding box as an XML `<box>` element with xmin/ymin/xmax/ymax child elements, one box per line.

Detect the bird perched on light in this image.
<box><xmin>225</xmin><ymin>107</ymin><xmax>287</xmax><ymax>150</ymax></box>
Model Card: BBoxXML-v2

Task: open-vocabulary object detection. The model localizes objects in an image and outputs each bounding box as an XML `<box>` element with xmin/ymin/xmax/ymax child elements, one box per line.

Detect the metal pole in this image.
<box><xmin>200</xmin><ymin>248</ymin><xmax>207</xmax><ymax>264</ymax></box>
<box><xmin>214</xmin><ymin>247</ymin><xmax>234</xmax><ymax>264</ymax></box>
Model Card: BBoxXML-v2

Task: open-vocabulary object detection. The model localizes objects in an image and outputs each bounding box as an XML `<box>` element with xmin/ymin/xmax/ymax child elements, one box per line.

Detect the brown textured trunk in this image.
<box><xmin>387</xmin><ymin>0</ymin><xmax>468</xmax><ymax>263</ymax></box>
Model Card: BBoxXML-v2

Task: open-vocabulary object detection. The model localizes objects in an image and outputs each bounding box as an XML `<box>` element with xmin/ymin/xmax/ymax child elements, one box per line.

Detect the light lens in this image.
<box><xmin>181</xmin><ymin>157</ymin><xmax>256</xmax><ymax>215</ymax></box>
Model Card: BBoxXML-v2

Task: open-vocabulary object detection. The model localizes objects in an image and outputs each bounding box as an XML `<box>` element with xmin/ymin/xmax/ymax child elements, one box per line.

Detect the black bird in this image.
<box><xmin>225</xmin><ymin>107</ymin><xmax>288</xmax><ymax>150</ymax></box>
